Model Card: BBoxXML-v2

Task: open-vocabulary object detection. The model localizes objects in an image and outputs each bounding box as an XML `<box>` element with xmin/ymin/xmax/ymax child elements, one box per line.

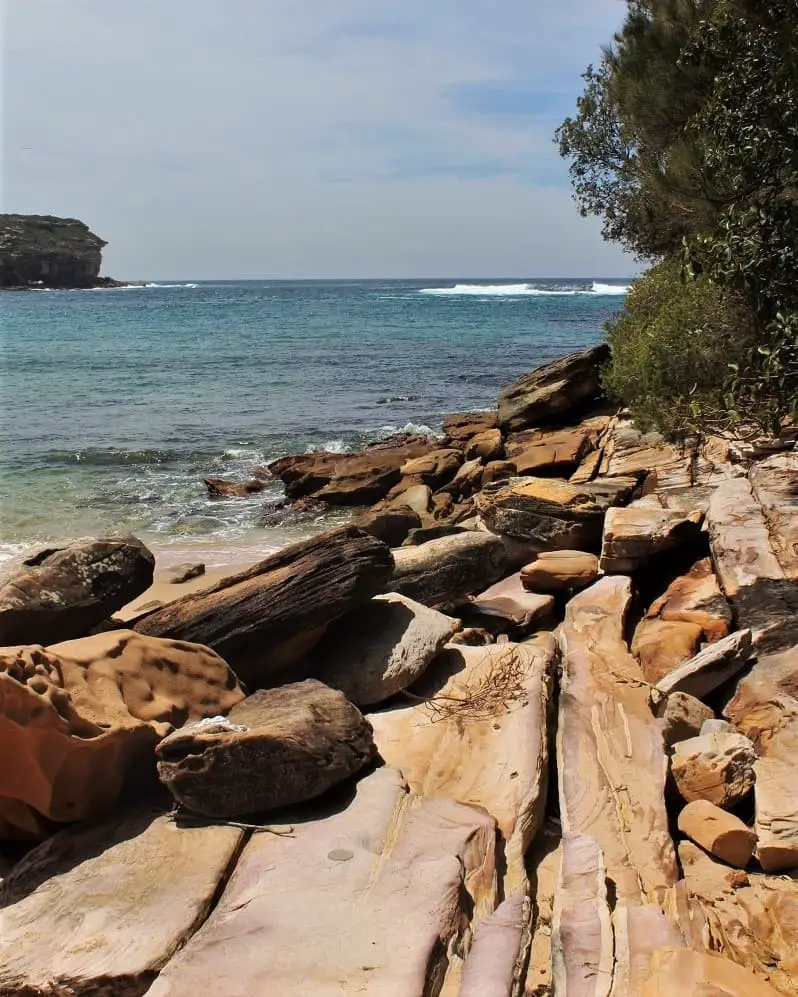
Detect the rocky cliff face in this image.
<box><xmin>0</xmin><ymin>214</ymin><xmax>108</xmax><ymax>289</ymax></box>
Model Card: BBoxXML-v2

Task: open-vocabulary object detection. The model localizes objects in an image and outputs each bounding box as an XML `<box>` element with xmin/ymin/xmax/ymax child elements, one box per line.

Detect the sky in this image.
<box><xmin>3</xmin><ymin>1</ymin><xmax>633</xmax><ymax>280</ymax></box>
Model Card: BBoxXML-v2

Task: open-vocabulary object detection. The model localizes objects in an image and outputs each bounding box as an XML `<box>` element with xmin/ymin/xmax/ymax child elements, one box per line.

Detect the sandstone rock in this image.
<box><xmin>0</xmin><ymin>536</ymin><xmax>155</xmax><ymax>646</ymax></box>
<box><xmin>520</xmin><ymin>550</ymin><xmax>599</xmax><ymax>593</ymax></box>
<box><xmin>551</xmin><ymin>835</ymin><xmax>684</xmax><ymax>997</ymax></box>
<box><xmin>558</xmin><ymin>576</ymin><xmax>678</xmax><ymax>903</ymax></box>
<box><xmin>387</xmin><ymin>482</ymin><xmax>434</xmax><ymax>517</ymax></box>
<box><xmin>678</xmin><ymin>840</ymin><xmax>798</xmax><ymax>995</ymax></box>
<box><xmin>157</xmin><ymin>680</ymin><xmax>375</xmax><ymax>818</ymax></box>
<box><xmin>387</xmin><ymin>531</ymin><xmax>507</xmax><ymax>610</ymax></box>
<box><xmin>0</xmin><ymin>805</ymin><xmax>244</xmax><ymax>996</ymax></box>
<box><xmin>398</xmin><ymin>447</ymin><xmax>463</xmax><ymax>489</ymax></box>
<box><xmin>600</xmin><ymin>497</ymin><xmax>703</xmax><ymax>574</ymax></box>
<box><xmin>504</xmin><ymin>425</ymin><xmax>595</xmax><ymax>477</ymax></box>
<box><xmin>165</xmin><ymin>563</ymin><xmax>206</xmax><ymax>584</ymax></box>
<box><xmin>203</xmin><ymin>477</ymin><xmax>265</xmax><ymax>497</ymax></box>
<box><xmin>523</xmin><ymin>821</ymin><xmax>562</xmax><ymax>997</ymax></box>
<box><xmin>467</xmin><ymin>572</ymin><xmax>555</xmax><ymax>631</ymax></box>
<box><xmin>442</xmin><ymin>409</ymin><xmax>499</xmax><ymax>443</ymax></box>
<box><xmin>145</xmin><ymin>766</ymin><xmax>499</xmax><ymax>997</ymax></box>
<box><xmin>440</xmin><ymin>457</ymin><xmax>484</xmax><ymax>500</ymax></box>
<box><xmin>449</xmin><ymin>627</ymin><xmax>495</xmax><ymax>646</ymax></box>
<box><xmin>677</xmin><ymin>800</ymin><xmax>756</xmax><ymax>868</ymax></box>
<box><xmin>475</xmin><ymin>475</ymin><xmax>636</xmax><ymax>551</ymax></box>
<box><xmin>369</xmin><ymin>636</ymin><xmax>555</xmax><ymax>895</ymax></box>
<box><xmin>598</xmin><ymin>417</ymin><xmax>694</xmax><ymax>492</ymax></box>
<box><xmin>633</xmin><ymin>557</ymin><xmax>732</xmax><ymax>683</ymax></box>
<box><xmin>309</xmin><ymin>593</ymin><xmax>457</xmax><ymax>706</ymax></box>
<box><xmin>497</xmin><ymin>344</ymin><xmax>610</xmax><ymax>431</ymax></box>
<box><xmin>482</xmin><ymin>459</ymin><xmax>517</xmax><ymax>486</ymax></box>
<box><xmin>268</xmin><ymin>433</ymin><xmax>437</xmax><ymax>504</ymax></box>
<box><xmin>465</xmin><ymin>428</ymin><xmax>504</xmax><ymax>462</ymax></box>
<box><xmin>749</xmin><ymin>453</ymin><xmax>798</xmax><ymax>580</ymax></box>
<box><xmin>701</xmin><ymin>719</ymin><xmax>733</xmax><ymax>735</ymax></box>
<box><xmin>754</xmin><ymin>752</ymin><xmax>798</xmax><ymax>872</ymax></box>
<box><xmin>353</xmin><ymin>507</ymin><xmax>421</xmax><ymax>546</ymax></box>
<box><xmin>642</xmin><ymin>948</ymin><xmax>784</xmax><ymax>997</ymax></box>
<box><xmin>0</xmin><ymin>631</ymin><xmax>243</xmax><ymax>839</ymax></box>
<box><xmin>402</xmin><ymin>524</ymin><xmax>467</xmax><ymax>546</ymax></box>
<box><xmin>0</xmin><ymin>214</ymin><xmax>108</xmax><ymax>289</ymax></box>
<box><xmin>457</xmin><ymin>895</ymin><xmax>530</xmax><ymax>997</ymax></box>
<box><xmin>569</xmin><ymin>448</ymin><xmax>603</xmax><ymax>484</ymax></box>
<box><xmin>133</xmin><ymin>526</ymin><xmax>394</xmax><ymax>687</ymax></box>
<box><xmin>671</xmin><ymin>731</ymin><xmax>756</xmax><ymax>808</ymax></box>
<box><xmin>654</xmin><ymin>629</ymin><xmax>754</xmax><ymax>701</ymax></box>
<box><xmin>655</xmin><ymin>692</ymin><xmax>714</xmax><ymax>746</ymax></box>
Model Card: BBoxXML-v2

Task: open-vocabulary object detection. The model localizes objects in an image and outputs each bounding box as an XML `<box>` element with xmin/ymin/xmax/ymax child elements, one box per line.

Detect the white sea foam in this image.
<box><xmin>419</xmin><ymin>281</ymin><xmax>631</xmax><ymax>297</ymax></box>
<box><xmin>145</xmin><ymin>282</ymin><xmax>199</xmax><ymax>289</ymax></box>
<box><xmin>380</xmin><ymin>422</ymin><xmax>439</xmax><ymax>437</ymax></box>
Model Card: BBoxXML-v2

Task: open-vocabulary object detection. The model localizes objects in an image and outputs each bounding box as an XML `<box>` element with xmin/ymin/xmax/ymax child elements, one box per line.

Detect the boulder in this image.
<box><xmin>387</xmin><ymin>482</ymin><xmax>433</xmax><ymax>516</ymax></box>
<box><xmin>156</xmin><ymin>680</ymin><xmax>376</xmax><ymax>818</ymax></box>
<box><xmin>353</xmin><ymin>507</ymin><xmax>421</xmax><ymax>547</ymax></box>
<box><xmin>387</xmin><ymin>531</ymin><xmax>508</xmax><ymax>611</ymax></box>
<box><xmin>504</xmin><ymin>425</ymin><xmax>595</xmax><ymax>477</ymax></box>
<box><xmin>165</xmin><ymin>563</ymin><xmax>206</xmax><ymax>584</ymax></box>
<box><xmin>557</xmin><ymin>576</ymin><xmax>678</xmax><ymax>903</ymax></box>
<box><xmin>0</xmin><ymin>537</ymin><xmax>155</xmax><ymax>646</ymax></box>
<box><xmin>203</xmin><ymin>477</ymin><xmax>265</xmax><ymax>497</ymax></box>
<box><xmin>497</xmin><ymin>344</ymin><xmax>610</xmax><ymax>431</ymax></box>
<box><xmin>467</xmin><ymin>572</ymin><xmax>555</xmax><ymax>632</ymax></box>
<box><xmin>701</xmin><ymin>719</ymin><xmax>733</xmax><ymax>735</ymax></box>
<box><xmin>369</xmin><ymin>636</ymin><xmax>555</xmax><ymax>894</ymax></box>
<box><xmin>397</xmin><ymin>447</ymin><xmax>463</xmax><ymax>490</ymax></box>
<box><xmin>654</xmin><ymin>629</ymin><xmax>754</xmax><ymax>701</ymax></box>
<box><xmin>308</xmin><ymin>593</ymin><xmax>458</xmax><ymax>707</ymax></box>
<box><xmin>145</xmin><ymin>767</ymin><xmax>499</xmax><ymax>997</ymax></box>
<box><xmin>402</xmin><ymin>524</ymin><xmax>467</xmax><ymax>546</ymax></box>
<box><xmin>600</xmin><ymin>497</ymin><xmax>704</xmax><ymax>574</ymax></box>
<box><xmin>133</xmin><ymin>526</ymin><xmax>394</xmax><ymax>687</ymax></box>
<box><xmin>442</xmin><ymin>409</ymin><xmax>498</xmax><ymax>443</ymax></box>
<box><xmin>457</xmin><ymin>895</ymin><xmax>530</xmax><ymax>997</ymax></box>
<box><xmin>268</xmin><ymin>433</ymin><xmax>437</xmax><ymax>504</ymax></box>
<box><xmin>753</xmin><ymin>752</ymin><xmax>798</xmax><ymax>872</ymax></box>
<box><xmin>465</xmin><ymin>428</ymin><xmax>504</xmax><ymax>462</ymax></box>
<box><xmin>671</xmin><ymin>731</ymin><xmax>756</xmax><ymax>808</ymax></box>
<box><xmin>632</xmin><ymin>557</ymin><xmax>732</xmax><ymax>683</ymax></box>
<box><xmin>482</xmin><ymin>460</ymin><xmax>517</xmax><ymax>486</ymax></box>
<box><xmin>475</xmin><ymin>475</ymin><xmax>637</xmax><ymax>552</ymax></box>
<box><xmin>678</xmin><ymin>840</ymin><xmax>798</xmax><ymax>995</ymax></box>
<box><xmin>655</xmin><ymin>692</ymin><xmax>714</xmax><ymax>746</ymax></box>
<box><xmin>0</xmin><ymin>805</ymin><xmax>244</xmax><ymax>996</ymax></box>
<box><xmin>520</xmin><ymin>550</ymin><xmax>599</xmax><ymax>593</ymax></box>
<box><xmin>0</xmin><ymin>631</ymin><xmax>243</xmax><ymax>839</ymax></box>
<box><xmin>439</xmin><ymin>457</ymin><xmax>484</xmax><ymax>500</ymax></box>
<box><xmin>677</xmin><ymin>800</ymin><xmax>756</xmax><ymax>868</ymax></box>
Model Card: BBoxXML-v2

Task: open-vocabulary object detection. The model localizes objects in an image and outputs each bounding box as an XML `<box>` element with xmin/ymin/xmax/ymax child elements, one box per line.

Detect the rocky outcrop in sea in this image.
<box><xmin>1</xmin><ymin>346</ymin><xmax>797</xmax><ymax>996</ymax></box>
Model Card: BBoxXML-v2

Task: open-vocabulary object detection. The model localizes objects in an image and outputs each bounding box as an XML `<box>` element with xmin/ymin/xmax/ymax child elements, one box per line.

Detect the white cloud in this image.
<box><xmin>3</xmin><ymin>0</ymin><xmax>631</xmax><ymax>278</ymax></box>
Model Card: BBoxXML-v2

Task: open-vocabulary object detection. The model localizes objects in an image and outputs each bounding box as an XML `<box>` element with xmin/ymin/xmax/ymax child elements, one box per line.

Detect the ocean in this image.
<box><xmin>0</xmin><ymin>278</ymin><xmax>630</xmax><ymax>568</ymax></box>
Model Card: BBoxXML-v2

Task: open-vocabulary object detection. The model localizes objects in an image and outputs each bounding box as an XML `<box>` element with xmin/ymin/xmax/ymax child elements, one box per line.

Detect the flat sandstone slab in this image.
<box><xmin>0</xmin><ymin>805</ymin><xmax>244</xmax><ymax>997</ymax></box>
<box><xmin>146</xmin><ymin>767</ymin><xmax>499</xmax><ymax>997</ymax></box>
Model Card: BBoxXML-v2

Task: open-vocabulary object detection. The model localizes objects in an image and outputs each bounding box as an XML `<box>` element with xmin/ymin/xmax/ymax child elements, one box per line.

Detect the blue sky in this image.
<box><xmin>3</xmin><ymin>0</ymin><xmax>633</xmax><ymax>279</ymax></box>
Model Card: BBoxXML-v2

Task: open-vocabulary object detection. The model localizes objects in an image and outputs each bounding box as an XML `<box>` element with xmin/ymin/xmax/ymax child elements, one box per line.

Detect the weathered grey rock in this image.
<box><xmin>0</xmin><ymin>805</ymin><xmax>244</xmax><ymax>997</ymax></box>
<box><xmin>156</xmin><ymin>680</ymin><xmax>376</xmax><ymax>818</ymax></box>
<box><xmin>0</xmin><ymin>537</ymin><xmax>155</xmax><ymax>646</ymax></box>
<box><xmin>468</xmin><ymin>571</ymin><xmax>555</xmax><ymax>631</ymax></box>
<box><xmin>519</xmin><ymin>550</ymin><xmax>599</xmax><ymax>593</ymax></box>
<box><xmin>203</xmin><ymin>477</ymin><xmax>265</xmax><ymax>497</ymax></box>
<box><xmin>352</xmin><ymin>508</ymin><xmax>421</xmax><ymax>547</ymax></box>
<box><xmin>677</xmin><ymin>800</ymin><xmax>756</xmax><ymax>868</ymax></box>
<box><xmin>309</xmin><ymin>593</ymin><xmax>458</xmax><ymax>707</ymax></box>
<box><xmin>134</xmin><ymin>526</ymin><xmax>394</xmax><ymax>687</ymax></box>
<box><xmin>654</xmin><ymin>629</ymin><xmax>754</xmax><ymax>701</ymax></box>
<box><xmin>475</xmin><ymin>475</ymin><xmax>636</xmax><ymax>551</ymax></box>
<box><xmin>655</xmin><ymin>692</ymin><xmax>714</xmax><ymax>747</ymax></box>
<box><xmin>600</xmin><ymin>497</ymin><xmax>703</xmax><ymax>574</ymax></box>
<box><xmin>701</xmin><ymin>719</ymin><xmax>733</xmax><ymax>736</ymax></box>
<box><xmin>387</xmin><ymin>531</ymin><xmax>508</xmax><ymax>610</ymax></box>
<box><xmin>671</xmin><ymin>731</ymin><xmax>756</xmax><ymax>808</ymax></box>
<box><xmin>497</xmin><ymin>344</ymin><xmax>610</xmax><ymax>431</ymax></box>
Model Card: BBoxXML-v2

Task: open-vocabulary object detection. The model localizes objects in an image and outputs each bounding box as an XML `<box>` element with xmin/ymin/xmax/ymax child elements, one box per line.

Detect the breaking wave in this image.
<box><xmin>419</xmin><ymin>281</ymin><xmax>631</xmax><ymax>297</ymax></box>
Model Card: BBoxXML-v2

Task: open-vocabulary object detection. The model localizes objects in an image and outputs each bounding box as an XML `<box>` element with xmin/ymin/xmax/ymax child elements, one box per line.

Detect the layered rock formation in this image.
<box><xmin>0</xmin><ymin>214</ymin><xmax>111</xmax><ymax>289</ymax></box>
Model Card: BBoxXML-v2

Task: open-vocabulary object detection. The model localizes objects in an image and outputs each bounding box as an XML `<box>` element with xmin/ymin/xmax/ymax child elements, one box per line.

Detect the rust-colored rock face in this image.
<box><xmin>520</xmin><ymin>550</ymin><xmax>599</xmax><ymax>593</ymax></box>
<box><xmin>0</xmin><ymin>631</ymin><xmax>243</xmax><ymax>839</ymax></box>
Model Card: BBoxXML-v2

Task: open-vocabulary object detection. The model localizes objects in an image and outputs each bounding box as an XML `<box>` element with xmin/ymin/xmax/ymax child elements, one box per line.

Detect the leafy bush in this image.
<box><xmin>603</xmin><ymin>260</ymin><xmax>764</xmax><ymax>438</ymax></box>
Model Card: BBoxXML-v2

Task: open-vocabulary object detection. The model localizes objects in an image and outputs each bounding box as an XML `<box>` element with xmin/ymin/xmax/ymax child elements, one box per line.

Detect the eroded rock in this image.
<box><xmin>671</xmin><ymin>731</ymin><xmax>756</xmax><ymax>808</ymax></box>
<box><xmin>600</xmin><ymin>497</ymin><xmax>703</xmax><ymax>574</ymax></box>
<box><xmin>655</xmin><ymin>692</ymin><xmax>714</xmax><ymax>747</ymax></box>
<box><xmin>520</xmin><ymin>550</ymin><xmax>599</xmax><ymax>593</ymax></box>
<box><xmin>677</xmin><ymin>800</ymin><xmax>756</xmax><ymax>868</ymax></box>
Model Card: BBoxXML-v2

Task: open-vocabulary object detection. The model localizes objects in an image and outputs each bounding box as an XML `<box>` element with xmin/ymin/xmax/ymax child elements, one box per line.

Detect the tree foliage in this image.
<box><xmin>559</xmin><ymin>0</ymin><xmax>798</xmax><ymax>436</ymax></box>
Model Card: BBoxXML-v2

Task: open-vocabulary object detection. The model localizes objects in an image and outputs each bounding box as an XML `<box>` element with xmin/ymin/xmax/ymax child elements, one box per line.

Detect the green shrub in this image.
<box><xmin>603</xmin><ymin>259</ymin><xmax>763</xmax><ymax>439</ymax></box>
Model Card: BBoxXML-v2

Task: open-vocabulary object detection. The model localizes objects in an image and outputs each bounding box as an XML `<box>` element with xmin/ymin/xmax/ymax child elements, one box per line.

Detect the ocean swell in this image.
<box><xmin>419</xmin><ymin>280</ymin><xmax>631</xmax><ymax>297</ymax></box>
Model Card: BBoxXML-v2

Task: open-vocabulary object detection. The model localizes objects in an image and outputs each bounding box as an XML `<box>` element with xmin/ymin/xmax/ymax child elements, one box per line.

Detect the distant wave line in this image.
<box><xmin>418</xmin><ymin>281</ymin><xmax>631</xmax><ymax>297</ymax></box>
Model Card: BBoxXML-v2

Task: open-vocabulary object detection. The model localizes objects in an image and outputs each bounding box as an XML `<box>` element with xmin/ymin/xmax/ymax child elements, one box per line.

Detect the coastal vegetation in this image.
<box><xmin>557</xmin><ymin>0</ymin><xmax>798</xmax><ymax>438</ymax></box>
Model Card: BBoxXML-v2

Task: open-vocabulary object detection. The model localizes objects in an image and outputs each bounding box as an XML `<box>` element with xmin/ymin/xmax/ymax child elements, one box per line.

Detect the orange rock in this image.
<box><xmin>642</xmin><ymin>948</ymin><xmax>783</xmax><ymax>996</ymax></box>
<box><xmin>520</xmin><ymin>550</ymin><xmax>599</xmax><ymax>593</ymax></box>
<box><xmin>465</xmin><ymin>428</ymin><xmax>504</xmax><ymax>462</ymax></box>
<box><xmin>671</xmin><ymin>731</ymin><xmax>756</xmax><ymax>808</ymax></box>
<box><xmin>677</xmin><ymin>800</ymin><xmax>756</xmax><ymax>868</ymax></box>
<box><xmin>0</xmin><ymin>631</ymin><xmax>243</xmax><ymax>839</ymax></box>
<box><xmin>504</xmin><ymin>426</ymin><xmax>594</xmax><ymax>476</ymax></box>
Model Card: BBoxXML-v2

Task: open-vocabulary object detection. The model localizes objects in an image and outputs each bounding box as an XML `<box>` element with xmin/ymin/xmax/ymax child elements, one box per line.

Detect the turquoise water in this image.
<box><xmin>0</xmin><ymin>278</ymin><xmax>629</xmax><ymax>566</ymax></box>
